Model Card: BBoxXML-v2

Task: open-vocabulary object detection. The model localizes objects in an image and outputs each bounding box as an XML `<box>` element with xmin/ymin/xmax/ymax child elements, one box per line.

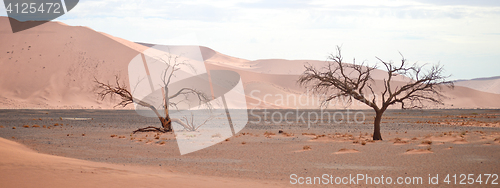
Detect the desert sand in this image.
<box><xmin>0</xmin><ymin>137</ymin><xmax>284</xmax><ymax>188</ymax></box>
<box><xmin>1</xmin><ymin>109</ymin><xmax>500</xmax><ymax>187</ymax></box>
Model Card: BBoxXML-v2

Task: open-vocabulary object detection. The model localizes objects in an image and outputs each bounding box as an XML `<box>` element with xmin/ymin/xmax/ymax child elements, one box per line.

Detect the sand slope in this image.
<box><xmin>0</xmin><ymin>17</ymin><xmax>145</xmax><ymax>109</ymax></box>
<box><xmin>454</xmin><ymin>76</ymin><xmax>500</xmax><ymax>95</ymax></box>
<box><xmin>0</xmin><ymin>138</ymin><xmax>283</xmax><ymax>188</ymax></box>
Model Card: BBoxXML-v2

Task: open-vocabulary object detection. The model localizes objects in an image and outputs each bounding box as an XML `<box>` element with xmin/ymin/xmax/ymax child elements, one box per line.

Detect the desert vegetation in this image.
<box><xmin>298</xmin><ymin>46</ymin><xmax>453</xmax><ymax>140</ymax></box>
<box><xmin>95</xmin><ymin>52</ymin><xmax>212</xmax><ymax>133</ymax></box>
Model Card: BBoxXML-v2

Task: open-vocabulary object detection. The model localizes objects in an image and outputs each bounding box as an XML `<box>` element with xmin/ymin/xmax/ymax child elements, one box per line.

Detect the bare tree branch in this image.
<box><xmin>298</xmin><ymin>46</ymin><xmax>454</xmax><ymax>140</ymax></box>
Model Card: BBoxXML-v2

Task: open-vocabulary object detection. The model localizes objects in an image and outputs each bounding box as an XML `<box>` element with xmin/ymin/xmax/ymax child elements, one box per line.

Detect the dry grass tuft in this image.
<box><xmin>118</xmin><ymin>136</ymin><xmax>126</xmax><ymax>139</ymax></box>
<box><xmin>42</xmin><ymin>125</ymin><xmax>47</xmax><ymax>128</ymax></box>
<box><xmin>32</xmin><ymin>125</ymin><xmax>40</xmax><ymax>128</ymax></box>
<box><xmin>12</xmin><ymin>126</ymin><xmax>16</xmax><ymax>129</ymax></box>
<box><xmin>394</xmin><ymin>138</ymin><xmax>408</xmax><ymax>144</ymax></box>
<box><xmin>110</xmin><ymin>134</ymin><xmax>117</xmax><ymax>138</ymax></box>
<box><xmin>23</xmin><ymin>125</ymin><xmax>30</xmax><ymax>128</ymax></box>
<box><xmin>159</xmin><ymin>141</ymin><xmax>166</xmax><ymax>145</ymax></box>
<box><xmin>313</xmin><ymin>134</ymin><xmax>327</xmax><ymax>139</ymax></box>
<box><xmin>241</xmin><ymin>142</ymin><xmax>246</xmax><ymax>145</ymax></box>
<box><xmin>283</xmin><ymin>132</ymin><xmax>294</xmax><ymax>137</ymax></box>
<box><xmin>54</xmin><ymin>123</ymin><xmax>59</xmax><ymax>126</ymax></box>
<box><xmin>338</xmin><ymin>148</ymin><xmax>358</xmax><ymax>152</ymax></box>
<box><xmin>361</xmin><ymin>141</ymin><xmax>366</xmax><ymax>145</ymax></box>
<box><xmin>264</xmin><ymin>131</ymin><xmax>276</xmax><ymax>137</ymax></box>
<box><xmin>0</xmin><ymin>125</ymin><xmax>4</xmax><ymax>128</ymax></box>
<box><xmin>302</xmin><ymin>133</ymin><xmax>316</xmax><ymax>136</ymax></box>
<box><xmin>303</xmin><ymin>145</ymin><xmax>311</xmax><ymax>150</ymax></box>
<box><xmin>421</xmin><ymin>140</ymin><xmax>432</xmax><ymax>145</ymax></box>
<box><xmin>82</xmin><ymin>134</ymin><xmax>85</xmax><ymax>136</ymax></box>
<box><xmin>494</xmin><ymin>137</ymin><xmax>500</xmax><ymax>142</ymax></box>
<box><xmin>225</xmin><ymin>138</ymin><xmax>230</xmax><ymax>142</ymax></box>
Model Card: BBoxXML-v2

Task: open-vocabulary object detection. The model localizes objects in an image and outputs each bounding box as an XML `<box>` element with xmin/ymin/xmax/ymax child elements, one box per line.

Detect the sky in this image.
<box><xmin>2</xmin><ymin>0</ymin><xmax>500</xmax><ymax>80</ymax></box>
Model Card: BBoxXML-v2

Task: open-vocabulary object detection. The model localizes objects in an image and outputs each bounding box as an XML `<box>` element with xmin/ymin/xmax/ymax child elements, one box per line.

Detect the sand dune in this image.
<box><xmin>0</xmin><ymin>138</ymin><xmax>283</xmax><ymax>188</ymax></box>
<box><xmin>454</xmin><ymin>76</ymin><xmax>500</xmax><ymax>95</ymax></box>
<box><xmin>0</xmin><ymin>17</ymin><xmax>141</xmax><ymax>109</ymax></box>
<box><xmin>1</xmin><ymin>17</ymin><xmax>499</xmax><ymax>109</ymax></box>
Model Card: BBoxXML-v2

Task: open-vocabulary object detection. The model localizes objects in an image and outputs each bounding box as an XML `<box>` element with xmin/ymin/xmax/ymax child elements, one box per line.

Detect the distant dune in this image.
<box><xmin>454</xmin><ymin>76</ymin><xmax>500</xmax><ymax>95</ymax></box>
<box><xmin>1</xmin><ymin>17</ymin><xmax>499</xmax><ymax>109</ymax></box>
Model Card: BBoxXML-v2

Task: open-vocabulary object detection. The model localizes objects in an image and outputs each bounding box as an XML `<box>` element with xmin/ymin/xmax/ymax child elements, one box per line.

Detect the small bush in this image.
<box><xmin>110</xmin><ymin>134</ymin><xmax>117</xmax><ymax>138</ymax></box>
<box><xmin>361</xmin><ymin>141</ymin><xmax>366</xmax><ymax>145</ymax></box>
<box><xmin>12</xmin><ymin>127</ymin><xmax>16</xmax><ymax>129</ymax></box>
<box><xmin>32</xmin><ymin>125</ymin><xmax>40</xmax><ymax>128</ymax></box>
<box><xmin>421</xmin><ymin>140</ymin><xmax>432</xmax><ymax>145</ymax></box>
<box><xmin>303</xmin><ymin>145</ymin><xmax>311</xmax><ymax>150</ymax></box>
<box><xmin>264</xmin><ymin>131</ymin><xmax>275</xmax><ymax>136</ymax></box>
<box><xmin>23</xmin><ymin>125</ymin><xmax>30</xmax><ymax>128</ymax></box>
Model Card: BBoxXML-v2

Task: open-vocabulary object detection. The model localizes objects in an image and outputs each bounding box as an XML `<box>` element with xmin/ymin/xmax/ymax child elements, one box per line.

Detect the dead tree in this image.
<box><xmin>95</xmin><ymin>53</ymin><xmax>212</xmax><ymax>133</ymax></box>
<box><xmin>298</xmin><ymin>46</ymin><xmax>453</xmax><ymax>140</ymax></box>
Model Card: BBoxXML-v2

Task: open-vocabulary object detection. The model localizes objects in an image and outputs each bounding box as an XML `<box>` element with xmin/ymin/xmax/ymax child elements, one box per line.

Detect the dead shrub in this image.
<box><xmin>421</xmin><ymin>140</ymin><xmax>432</xmax><ymax>145</ymax></box>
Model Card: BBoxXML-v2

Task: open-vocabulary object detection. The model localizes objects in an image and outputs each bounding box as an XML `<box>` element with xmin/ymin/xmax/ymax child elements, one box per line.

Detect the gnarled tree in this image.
<box><xmin>95</xmin><ymin>53</ymin><xmax>212</xmax><ymax>133</ymax></box>
<box><xmin>298</xmin><ymin>47</ymin><xmax>453</xmax><ymax>140</ymax></box>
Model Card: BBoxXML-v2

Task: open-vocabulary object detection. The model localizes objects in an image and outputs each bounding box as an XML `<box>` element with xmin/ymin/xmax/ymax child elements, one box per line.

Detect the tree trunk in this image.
<box><xmin>162</xmin><ymin>87</ymin><xmax>172</xmax><ymax>132</ymax></box>
<box><xmin>159</xmin><ymin>115</ymin><xmax>172</xmax><ymax>132</ymax></box>
<box><xmin>373</xmin><ymin>110</ymin><xmax>383</xmax><ymax>140</ymax></box>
